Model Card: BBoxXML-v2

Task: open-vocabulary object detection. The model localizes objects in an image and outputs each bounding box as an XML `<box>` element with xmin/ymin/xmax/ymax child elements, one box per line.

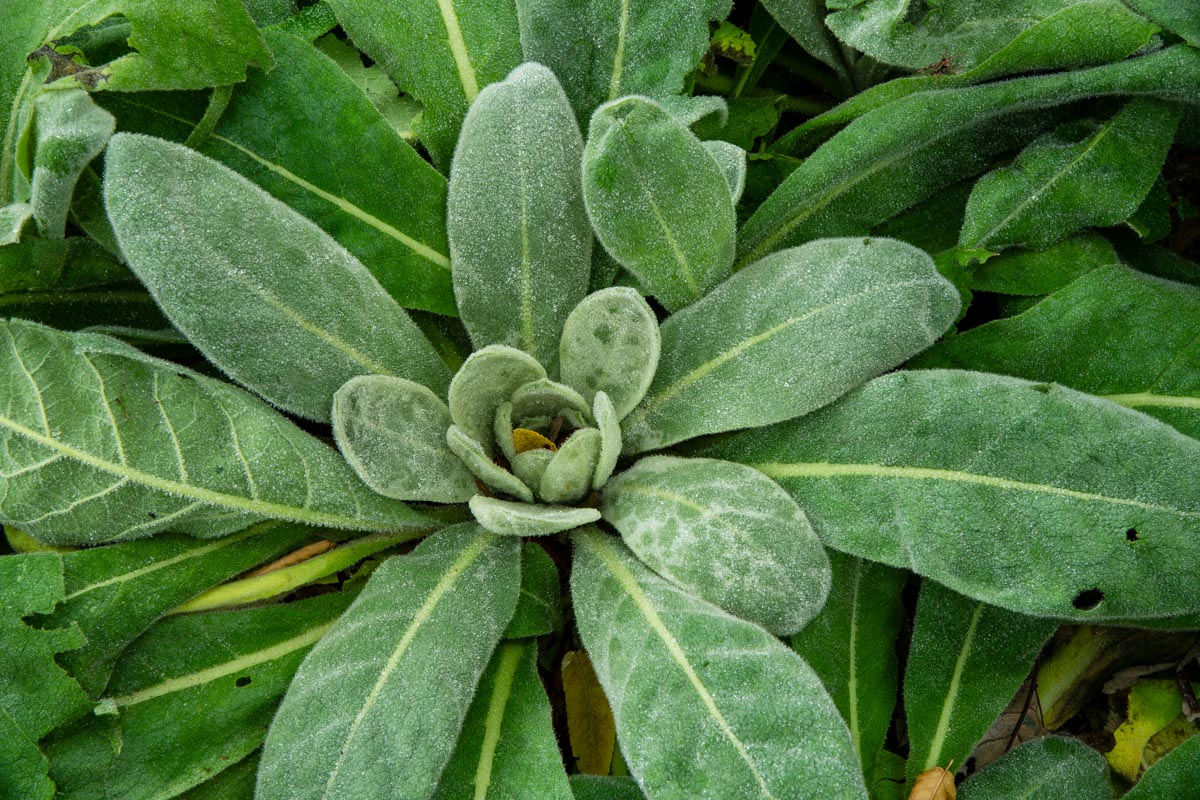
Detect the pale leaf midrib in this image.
<box><xmin>1102</xmin><ymin>391</ymin><xmax>1200</xmax><ymax>410</ymax></box>
<box><xmin>607</xmin><ymin>0</ymin><xmax>631</xmax><ymax>101</ymax></box>
<box><xmin>474</xmin><ymin>642</ymin><xmax>522</xmax><ymax>799</ymax></box>
<box><xmin>436</xmin><ymin>0</ymin><xmax>480</xmax><ymax>102</ymax></box>
<box><xmin>922</xmin><ymin>601</ymin><xmax>985</xmax><ymax>771</ymax></box>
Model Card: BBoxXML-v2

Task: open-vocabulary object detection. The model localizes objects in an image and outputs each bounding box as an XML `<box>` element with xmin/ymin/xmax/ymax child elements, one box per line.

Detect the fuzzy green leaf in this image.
<box><xmin>257</xmin><ymin>525</ymin><xmax>521</xmax><ymax>800</ymax></box>
<box><xmin>968</xmin><ymin>233</ymin><xmax>1118</xmax><ymax>295</ymax></box>
<box><xmin>704</xmin><ymin>369</ymin><xmax>1200</xmax><ymax>621</ymax></box>
<box><xmin>592</xmin><ymin>392</ymin><xmax>621</xmax><ymax>489</ymax></box>
<box><xmin>333</xmin><ymin>376</ymin><xmax>476</xmax><ymax>503</ymax></box>
<box><xmin>503</xmin><ymin>542</ymin><xmax>562</xmax><ymax>639</ymax></box>
<box><xmin>914</xmin><ymin>265</ymin><xmax>1200</xmax><ymax>440</ymax></box>
<box><xmin>449</xmin><ymin>426</ymin><xmax>535</xmax><ymax>503</ymax></box>
<box><xmin>758</xmin><ymin>0</ymin><xmax>848</xmax><ymax>77</ymax></box>
<box><xmin>431</xmin><ymin>640</ymin><xmax>573</xmax><ymax>800</ymax></box>
<box><xmin>0</xmin><ymin>203</ymin><xmax>33</xmax><ymax>244</ymax></box>
<box><xmin>602</xmin><ymin>456</ymin><xmax>829</xmax><ymax>635</ymax></box>
<box><xmin>541</xmin><ymin>428</ymin><xmax>602</xmax><ymax>504</ymax></box>
<box><xmin>559</xmin><ymin>288</ymin><xmax>660</xmax><ymax>420</ymax></box>
<box><xmin>450</xmin><ymin>345</ymin><xmax>546</xmax><ymax>453</ymax></box>
<box><xmin>571</xmin><ymin>529</ymin><xmax>867</xmax><ymax>799</ymax></box>
<box><xmin>569</xmin><ymin>776</ymin><xmax>646</xmax><ymax>800</ymax></box>
<box><xmin>0</xmin><ymin>320</ymin><xmax>429</xmax><ymax>544</ymax></box>
<box><xmin>46</xmin><ymin>592</ymin><xmax>353</xmax><ymax>800</ymax></box>
<box><xmin>957</xmin><ymin>736</ymin><xmax>1110</xmax><ymax>800</ymax></box>
<box><xmin>103</xmin><ymin>133</ymin><xmax>449</xmax><ymax>421</ymax></box>
<box><xmin>327</xmin><ymin>0</ymin><xmax>522</xmax><ymax>167</ymax></box>
<box><xmin>1123</xmin><ymin>731</ymin><xmax>1200</xmax><ymax>800</ymax></box>
<box><xmin>174</xmin><ymin>752</ymin><xmax>259</xmax><ymax>800</ymax></box>
<box><xmin>703</xmin><ymin>140</ymin><xmax>747</xmax><ymax>205</ymax></box>
<box><xmin>29</xmin><ymin>88</ymin><xmax>114</xmax><ymax>238</ymax></box>
<box><xmin>621</xmin><ymin>237</ymin><xmax>959</xmax><ymax>453</ymax></box>
<box><xmin>448</xmin><ymin>63</ymin><xmax>591</xmax><ymax>369</ymax></box>
<box><xmin>583</xmin><ymin>97</ymin><xmax>735</xmax><ymax>311</ymax></box>
<box><xmin>960</xmin><ymin>98</ymin><xmax>1179</xmax><ymax>252</ymax></box>
<box><xmin>789</xmin><ymin>551</ymin><xmax>907</xmax><ymax>782</ymax></box>
<box><xmin>512</xmin><ymin>379</ymin><xmax>592</xmax><ymax>426</ymax></box>
<box><xmin>469</xmin><ymin>495</ymin><xmax>601</xmax><ymax>536</ymax></box>
<box><xmin>1124</xmin><ymin>0</ymin><xmax>1200</xmax><ymax>46</ymax></box>
<box><xmin>904</xmin><ymin>581</ymin><xmax>1055</xmax><ymax>785</ymax></box>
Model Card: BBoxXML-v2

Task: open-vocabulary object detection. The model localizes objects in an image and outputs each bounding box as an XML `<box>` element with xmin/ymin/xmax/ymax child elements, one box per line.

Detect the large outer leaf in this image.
<box><xmin>903</xmin><ymin>581</ymin><xmax>1055</xmax><ymax>785</ymax></box>
<box><xmin>431</xmin><ymin>640</ymin><xmax>573</xmax><ymax>800</ymax></box>
<box><xmin>571</xmin><ymin>528</ymin><xmax>867</xmax><ymax>800</ymax></box>
<box><xmin>621</xmin><ymin>237</ymin><xmax>959</xmax><ymax>453</ymax></box>
<box><xmin>701</xmin><ymin>369</ymin><xmax>1200</xmax><ymax>622</ymax></box>
<box><xmin>789</xmin><ymin>551</ymin><xmax>907</xmax><ymax>783</ymax></box>
<box><xmin>0</xmin><ymin>320</ymin><xmax>429</xmax><ymax>544</ymax></box>
<box><xmin>913</xmin><ymin>265</ymin><xmax>1200</xmax><ymax>440</ymax></box>
<box><xmin>448</xmin><ymin>63</ymin><xmax>591</xmax><ymax>370</ymax></box>
<box><xmin>29</xmin><ymin>88</ymin><xmax>114</xmax><ymax>238</ymax></box>
<box><xmin>738</xmin><ymin>45</ymin><xmax>1200</xmax><ymax>268</ymax></box>
<box><xmin>2</xmin><ymin>0</ymin><xmax>271</xmax><ymax>204</ymax></box>
<box><xmin>327</xmin><ymin>0</ymin><xmax>522</xmax><ymax>168</ymax></box>
<box><xmin>516</xmin><ymin>0</ymin><xmax>732</xmax><ymax>121</ymax></box>
<box><xmin>45</xmin><ymin>592</ymin><xmax>353</xmax><ymax>800</ymax></box>
<box><xmin>104</xmin><ymin>133</ymin><xmax>449</xmax><ymax>421</ymax></box>
<box><xmin>256</xmin><ymin>525</ymin><xmax>521</xmax><ymax>800</ymax></box>
<box><xmin>958</xmin><ymin>736</ymin><xmax>1110</xmax><ymax>800</ymax></box>
<box><xmin>583</xmin><ymin>97</ymin><xmax>735</xmax><ymax>312</ymax></box>
<box><xmin>959</xmin><ymin>98</ymin><xmax>1179</xmax><ymax>251</ymax></box>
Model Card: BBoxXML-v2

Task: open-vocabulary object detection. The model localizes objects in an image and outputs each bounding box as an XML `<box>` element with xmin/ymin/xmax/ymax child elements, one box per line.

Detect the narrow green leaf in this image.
<box><xmin>432</xmin><ymin>640</ymin><xmax>573</xmax><ymax>800</ymax></box>
<box><xmin>449</xmin><ymin>63</ymin><xmax>591</xmax><ymax>369</ymax></box>
<box><xmin>559</xmin><ymin>287</ymin><xmax>660</xmax><ymax>420</ymax></box>
<box><xmin>469</xmin><ymin>495</ymin><xmax>600</xmax><ymax>536</ymax></box>
<box><xmin>622</xmin><ymin>237</ymin><xmax>959</xmax><ymax>454</ymax></box>
<box><xmin>789</xmin><ymin>551</ymin><xmax>907</xmax><ymax>782</ymax></box>
<box><xmin>738</xmin><ymin>46</ymin><xmax>1200</xmax><ymax>268</ymax></box>
<box><xmin>904</xmin><ymin>581</ymin><xmax>1055</xmax><ymax>784</ymax></box>
<box><xmin>517</xmin><ymin>0</ymin><xmax>732</xmax><ymax>121</ymax></box>
<box><xmin>0</xmin><ymin>320</ymin><xmax>429</xmax><ymax>544</ymax></box>
<box><xmin>541</xmin><ymin>428</ymin><xmax>602</xmax><ymax>504</ymax></box>
<box><xmin>46</xmin><ymin>520</ymin><xmax>315</xmax><ymax>697</ymax></box>
<box><xmin>29</xmin><ymin>88</ymin><xmax>114</xmax><ymax>238</ymax></box>
<box><xmin>758</xmin><ymin>0</ymin><xmax>848</xmax><ymax>79</ymax></box>
<box><xmin>572</xmin><ymin>529</ymin><xmax>867</xmax><ymax>799</ymax></box>
<box><xmin>450</xmin><ymin>345</ymin><xmax>546</xmax><ymax>453</ymax></box>
<box><xmin>704</xmin><ymin>369</ymin><xmax>1200</xmax><ymax>621</ymax></box>
<box><xmin>1123</xmin><ymin>731</ymin><xmax>1200</xmax><ymax>800</ymax></box>
<box><xmin>46</xmin><ymin>592</ymin><xmax>353</xmax><ymax>800</ymax></box>
<box><xmin>503</xmin><ymin>542</ymin><xmax>562</xmax><ymax>639</ymax></box>
<box><xmin>968</xmin><ymin>233</ymin><xmax>1118</xmax><ymax>296</ymax></box>
<box><xmin>602</xmin><ymin>456</ymin><xmax>829</xmax><ymax>635</ymax></box>
<box><xmin>592</xmin><ymin>391</ymin><xmax>621</xmax><ymax>489</ymax></box>
<box><xmin>583</xmin><ymin>97</ymin><xmax>735</xmax><ymax>311</ymax></box>
<box><xmin>327</xmin><ymin>0</ymin><xmax>522</xmax><ymax>167</ymax></box>
<box><xmin>702</xmin><ymin>140</ymin><xmax>747</xmax><ymax>205</ymax></box>
<box><xmin>914</xmin><ymin>265</ymin><xmax>1200</xmax><ymax>440</ymax></box>
<box><xmin>957</xmin><ymin>736</ymin><xmax>1109</xmax><ymax>800</ymax></box>
<box><xmin>333</xmin><ymin>375</ymin><xmax>476</xmax><ymax>503</ymax></box>
<box><xmin>257</xmin><ymin>525</ymin><xmax>521</xmax><ymax>800</ymax></box>
<box><xmin>960</xmin><ymin>98</ymin><xmax>1179</xmax><ymax>252</ymax></box>
<box><xmin>104</xmin><ymin>133</ymin><xmax>449</xmax><ymax>421</ymax></box>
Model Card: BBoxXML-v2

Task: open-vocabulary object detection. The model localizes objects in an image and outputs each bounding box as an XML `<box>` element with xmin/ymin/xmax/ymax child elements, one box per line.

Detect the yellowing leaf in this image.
<box><xmin>908</xmin><ymin>766</ymin><xmax>956</xmax><ymax>800</ymax></box>
<box><xmin>513</xmin><ymin>428</ymin><xmax>558</xmax><ymax>454</ymax></box>
<box><xmin>562</xmin><ymin>649</ymin><xmax>615</xmax><ymax>775</ymax></box>
<box><xmin>1108</xmin><ymin>679</ymin><xmax>1199</xmax><ymax>781</ymax></box>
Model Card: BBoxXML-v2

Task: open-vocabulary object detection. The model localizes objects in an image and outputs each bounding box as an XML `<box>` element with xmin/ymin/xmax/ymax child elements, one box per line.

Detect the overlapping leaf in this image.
<box><xmin>957</xmin><ymin>737</ymin><xmax>1110</xmax><ymax>800</ymax></box>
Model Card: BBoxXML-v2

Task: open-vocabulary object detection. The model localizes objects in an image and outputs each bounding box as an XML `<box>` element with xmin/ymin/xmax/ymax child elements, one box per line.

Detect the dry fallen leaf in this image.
<box><xmin>908</xmin><ymin>765</ymin><xmax>956</xmax><ymax>800</ymax></box>
<box><xmin>562</xmin><ymin>649</ymin><xmax>616</xmax><ymax>774</ymax></box>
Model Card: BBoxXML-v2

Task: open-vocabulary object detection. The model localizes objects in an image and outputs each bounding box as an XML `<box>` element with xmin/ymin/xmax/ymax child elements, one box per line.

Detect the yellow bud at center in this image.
<box><xmin>513</xmin><ymin>428</ymin><xmax>558</xmax><ymax>454</ymax></box>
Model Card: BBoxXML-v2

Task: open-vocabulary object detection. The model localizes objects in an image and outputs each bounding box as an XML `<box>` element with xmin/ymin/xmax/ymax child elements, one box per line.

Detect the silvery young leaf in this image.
<box><xmin>198</xmin><ymin>29</ymin><xmax>453</xmax><ymax>314</ymax></box>
<box><xmin>257</xmin><ymin>525</ymin><xmax>521</xmax><ymax>800</ymax></box>
<box><xmin>46</xmin><ymin>520</ymin><xmax>315</xmax><ymax>697</ymax></box>
<box><xmin>703</xmin><ymin>140</ymin><xmax>747</xmax><ymax>206</ymax></box>
<box><xmin>789</xmin><ymin>551</ymin><xmax>907</xmax><ymax>783</ymax></box>
<box><xmin>469</xmin><ymin>495</ymin><xmax>601</xmax><ymax>537</ymax></box>
<box><xmin>559</xmin><ymin>288</ymin><xmax>660</xmax><ymax>420</ymax></box>
<box><xmin>503</xmin><ymin>542</ymin><xmax>561</xmax><ymax>639</ymax></box>
<box><xmin>903</xmin><ymin>581</ymin><xmax>1055</xmax><ymax>786</ymax></box>
<box><xmin>738</xmin><ymin>45</ymin><xmax>1200</xmax><ymax>268</ymax></box>
<box><xmin>327</xmin><ymin>0</ymin><xmax>521</xmax><ymax>168</ymax></box>
<box><xmin>583</xmin><ymin>97</ymin><xmax>735</xmax><ymax>312</ymax></box>
<box><xmin>592</xmin><ymin>392</ymin><xmax>621</xmax><ymax>489</ymax></box>
<box><xmin>1123</xmin><ymin>731</ymin><xmax>1200</xmax><ymax>800</ymax></box>
<box><xmin>104</xmin><ymin>133</ymin><xmax>450</xmax><ymax>421</ymax></box>
<box><xmin>621</xmin><ymin>237</ymin><xmax>959</xmax><ymax>454</ymax></box>
<box><xmin>449</xmin><ymin>426</ymin><xmax>535</xmax><ymax>503</ymax></box>
<box><xmin>46</xmin><ymin>592</ymin><xmax>353</xmax><ymax>800</ymax></box>
<box><xmin>703</xmin><ymin>369</ymin><xmax>1200</xmax><ymax>622</ymax></box>
<box><xmin>517</xmin><ymin>0</ymin><xmax>731</xmax><ymax>122</ymax></box>
<box><xmin>450</xmin><ymin>345</ymin><xmax>546</xmax><ymax>453</ymax></box>
<box><xmin>571</xmin><ymin>529</ymin><xmax>867</xmax><ymax>799</ymax></box>
<box><xmin>1</xmin><ymin>0</ymin><xmax>271</xmax><ymax>206</ymax></box>
<box><xmin>957</xmin><ymin>736</ymin><xmax>1109</xmax><ymax>800</ymax></box>
<box><xmin>959</xmin><ymin>98</ymin><xmax>1179</xmax><ymax>252</ymax></box>
<box><xmin>431</xmin><ymin>640</ymin><xmax>573</xmax><ymax>800</ymax></box>
<box><xmin>602</xmin><ymin>456</ymin><xmax>829</xmax><ymax>636</ymax></box>
<box><xmin>540</xmin><ymin>428</ymin><xmax>601</xmax><ymax>504</ymax></box>
<box><xmin>511</xmin><ymin>448</ymin><xmax>554</xmax><ymax>491</ymax></box>
<box><xmin>0</xmin><ymin>552</ymin><xmax>88</xmax><ymax>800</ymax></box>
<box><xmin>512</xmin><ymin>378</ymin><xmax>593</xmax><ymax>425</ymax></box>
<box><xmin>29</xmin><ymin>88</ymin><xmax>114</xmax><ymax>238</ymax></box>
<box><xmin>0</xmin><ymin>320</ymin><xmax>428</xmax><ymax>545</ymax></box>
<box><xmin>448</xmin><ymin>63</ymin><xmax>591</xmax><ymax>370</ymax></box>
<box><xmin>825</xmin><ymin>0</ymin><xmax>1158</xmax><ymax>72</ymax></box>
<box><xmin>967</xmin><ymin>233</ymin><xmax>1118</xmax><ymax>296</ymax></box>
<box><xmin>913</xmin><ymin>265</ymin><xmax>1200</xmax><ymax>440</ymax></box>
<box><xmin>569</xmin><ymin>776</ymin><xmax>646</xmax><ymax>800</ymax></box>
<box><xmin>333</xmin><ymin>376</ymin><xmax>476</xmax><ymax>503</ymax></box>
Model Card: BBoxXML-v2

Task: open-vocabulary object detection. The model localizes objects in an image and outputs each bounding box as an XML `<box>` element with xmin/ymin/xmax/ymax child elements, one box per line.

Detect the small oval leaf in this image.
<box><xmin>592</xmin><ymin>392</ymin><xmax>622</xmax><ymax>489</ymax></box>
<box><xmin>469</xmin><ymin>496</ymin><xmax>600</xmax><ymax>537</ymax></box>
<box><xmin>449</xmin><ymin>345</ymin><xmax>546</xmax><ymax>453</ymax></box>
<box><xmin>540</xmin><ymin>429</ymin><xmax>602</xmax><ymax>504</ymax></box>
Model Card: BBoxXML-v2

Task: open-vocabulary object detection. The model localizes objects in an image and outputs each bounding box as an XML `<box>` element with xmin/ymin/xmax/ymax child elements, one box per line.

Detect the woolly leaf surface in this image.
<box><xmin>957</xmin><ymin>736</ymin><xmax>1109</xmax><ymax>800</ymax></box>
<box><xmin>469</xmin><ymin>495</ymin><xmax>600</xmax><ymax>536</ymax></box>
<box><xmin>29</xmin><ymin>89</ymin><xmax>114</xmax><ymax>238</ymax></box>
<box><xmin>503</xmin><ymin>542</ymin><xmax>562</xmax><ymax>639</ymax></box>
<box><xmin>560</xmin><ymin>288</ymin><xmax>660</xmax><ymax>420</ymax></box>
<box><xmin>450</xmin><ymin>345</ymin><xmax>546</xmax><ymax>454</ymax></box>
